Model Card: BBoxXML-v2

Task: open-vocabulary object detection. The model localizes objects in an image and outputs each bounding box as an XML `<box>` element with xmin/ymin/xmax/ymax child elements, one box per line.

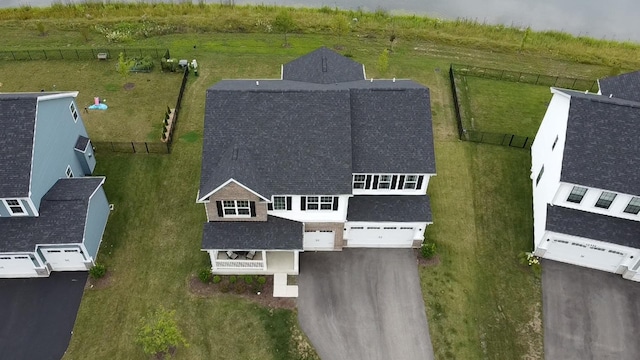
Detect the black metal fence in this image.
<box><xmin>166</xmin><ymin>66</ymin><xmax>189</xmax><ymax>149</ymax></box>
<box><xmin>92</xmin><ymin>141</ymin><xmax>170</xmax><ymax>154</ymax></box>
<box><xmin>451</xmin><ymin>63</ymin><xmax>599</xmax><ymax>92</ymax></box>
<box><xmin>0</xmin><ymin>48</ymin><xmax>168</xmax><ymax>61</ymax></box>
<box><xmin>449</xmin><ymin>65</ymin><xmax>535</xmax><ymax>149</ymax></box>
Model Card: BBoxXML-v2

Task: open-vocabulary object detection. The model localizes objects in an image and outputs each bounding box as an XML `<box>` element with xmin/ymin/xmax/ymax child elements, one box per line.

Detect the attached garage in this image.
<box><xmin>303</xmin><ymin>231</ymin><xmax>335</xmax><ymax>250</ymax></box>
<box><xmin>542</xmin><ymin>238</ymin><xmax>627</xmax><ymax>273</ymax></box>
<box><xmin>39</xmin><ymin>247</ymin><xmax>88</xmax><ymax>271</ymax></box>
<box><xmin>346</xmin><ymin>226</ymin><xmax>416</xmax><ymax>248</ymax></box>
<box><xmin>0</xmin><ymin>254</ymin><xmax>40</xmax><ymax>278</ymax></box>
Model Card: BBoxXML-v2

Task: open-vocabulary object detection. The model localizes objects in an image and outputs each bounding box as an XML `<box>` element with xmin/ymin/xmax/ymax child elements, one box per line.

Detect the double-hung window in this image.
<box><xmin>353</xmin><ymin>175</ymin><xmax>366</xmax><ymax>189</ymax></box>
<box><xmin>595</xmin><ymin>191</ymin><xmax>617</xmax><ymax>209</ymax></box>
<box><xmin>624</xmin><ymin>197</ymin><xmax>640</xmax><ymax>215</ymax></box>
<box><xmin>567</xmin><ymin>186</ymin><xmax>588</xmax><ymax>203</ymax></box>
<box><xmin>4</xmin><ymin>199</ymin><xmax>26</xmax><ymax>215</ymax></box>
<box><xmin>302</xmin><ymin>196</ymin><xmax>338</xmax><ymax>211</ymax></box>
<box><xmin>404</xmin><ymin>175</ymin><xmax>418</xmax><ymax>189</ymax></box>
<box><xmin>273</xmin><ymin>196</ymin><xmax>286</xmax><ymax>210</ymax></box>
<box><xmin>378</xmin><ymin>175</ymin><xmax>392</xmax><ymax>189</ymax></box>
<box><xmin>223</xmin><ymin>200</ymin><xmax>250</xmax><ymax>217</ymax></box>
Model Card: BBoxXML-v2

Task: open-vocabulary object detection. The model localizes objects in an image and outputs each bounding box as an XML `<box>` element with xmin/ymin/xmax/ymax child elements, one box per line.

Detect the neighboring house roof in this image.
<box><xmin>0</xmin><ymin>94</ymin><xmax>38</xmax><ymax>198</ymax></box>
<box><xmin>546</xmin><ymin>205</ymin><xmax>640</xmax><ymax>249</ymax></box>
<box><xmin>0</xmin><ymin>177</ymin><xmax>104</xmax><ymax>252</ymax></box>
<box><xmin>282</xmin><ymin>46</ymin><xmax>365</xmax><ymax>84</ymax></box>
<box><xmin>199</xmin><ymin>48</ymin><xmax>436</xmax><ymax>200</ymax></box>
<box><xmin>201</xmin><ymin>216</ymin><xmax>303</xmax><ymax>250</ymax></box>
<box><xmin>598</xmin><ymin>71</ymin><xmax>640</xmax><ymax>102</ymax></box>
<box><xmin>559</xmin><ymin>91</ymin><xmax>640</xmax><ymax>195</ymax></box>
<box><xmin>347</xmin><ymin>195</ymin><xmax>432</xmax><ymax>222</ymax></box>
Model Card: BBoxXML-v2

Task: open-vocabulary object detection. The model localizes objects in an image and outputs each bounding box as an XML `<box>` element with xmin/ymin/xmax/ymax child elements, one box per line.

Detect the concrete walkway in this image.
<box><xmin>543</xmin><ymin>260</ymin><xmax>640</xmax><ymax>360</ymax></box>
<box><xmin>298</xmin><ymin>249</ymin><xmax>434</xmax><ymax>360</ymax></box>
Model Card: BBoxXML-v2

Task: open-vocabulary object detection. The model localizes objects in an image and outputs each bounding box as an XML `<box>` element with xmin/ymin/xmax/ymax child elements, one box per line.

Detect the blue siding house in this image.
<box><xmin>0</xmin><ymin>92</ymin><xmax>110</xmax><ymax>278</ymax></box>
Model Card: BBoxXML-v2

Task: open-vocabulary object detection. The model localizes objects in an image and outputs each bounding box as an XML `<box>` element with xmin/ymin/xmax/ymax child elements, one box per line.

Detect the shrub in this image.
<box><xmin>421</xmin><ymin>241</ymin><xmax>436</xmax><ymax>259</ymax></box>
<box><xmin>198</xmin><ymin>268</ymin><xmax>212</xmax><ymax>283</ymax></box>
<box><xmin>136</xmin><ymin>307</ymin><xmax>188</xmax><ymax>358</ymax></box>
<box><xmin>131</xmin><ymin>55</ymin><xmax>155</xmax><ymax>71</ymax></box>
<box><xmin>229</xmin><ymin>275</ymin><xmax>237</xmax><ymax>284</ymax></box>
<box><xmin>244</xmin><ymin>275</ymin><xmax>254</xmax><ymax>285</ymax></box>
<box><xmin>212</xmin><ymin>275</ymin><xmax>222</xmax><ymax>284</ymax></box>
<box><xmin>219</xmin><ymin>283</ymin><xmax>230</xmax><ymax>293</ymax></box>
<box><xmin>257</xmin><ymin>276</ymin><xmax>267</xmax><ymax>285</ymax></box>
<box><xmin>89</xmin><ymin>263</ymin><xmax>107</xmax><ymax>279</ymax></box>
<box><xmin>234</xmin><ymin>282</ymin><xmax>246</xmax><ymax>294</ymax></box>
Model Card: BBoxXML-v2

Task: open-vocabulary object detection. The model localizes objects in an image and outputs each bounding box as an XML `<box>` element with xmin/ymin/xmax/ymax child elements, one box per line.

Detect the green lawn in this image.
<box><xmin>456</xmin><ymin>75</ymin><xmax>552</xmax><ymax>137</ymax></box>
<box><xmin>0</xmin><ymin>25</ymin><xmax>621</xmax><ymax>359</ymax></box>
<box><xmin>0</xmin><ymin>60</ymin><xmax>182</xmax><ymax>141</ymax></box>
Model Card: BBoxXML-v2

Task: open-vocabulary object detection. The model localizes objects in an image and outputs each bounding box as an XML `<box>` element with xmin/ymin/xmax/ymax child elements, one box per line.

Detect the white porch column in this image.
<box><xmin>210</xmin><ymin>250</ymin><xmax>217</xmax><ymax>271</ymax></box>
<box><xmin>262</xmin><ymin>250</ymin><xmax>267</xmax><ymax>271</ymax></box>
<box><xmin>293</xmin><ymin>251</ymin><xmax>299</xmax><ymax>272</ymax></box>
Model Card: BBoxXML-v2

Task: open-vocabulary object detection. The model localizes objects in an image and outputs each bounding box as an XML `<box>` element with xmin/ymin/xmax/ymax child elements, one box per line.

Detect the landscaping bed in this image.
<box><xmin>188</xmin><ymin>275</ymin><xmax>296</xmax><ymax>309</ymax></box>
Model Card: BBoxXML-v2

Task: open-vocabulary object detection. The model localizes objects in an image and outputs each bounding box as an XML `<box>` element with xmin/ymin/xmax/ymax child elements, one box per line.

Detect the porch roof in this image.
<box><xmin>202</xmin><ymin>216</ymin><xmax>303</xmax><ymax>250</ymax></box>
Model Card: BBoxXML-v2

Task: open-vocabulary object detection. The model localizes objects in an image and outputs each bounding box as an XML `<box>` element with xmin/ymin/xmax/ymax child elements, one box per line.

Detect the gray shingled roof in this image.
<box><xmin>0</xmin><ymin>177</ymin><xmax>104</xmax><ymax>253</ymax></box>
<box><xmin>560</xmin><ymin>93</ymin><xmax>640</xmax><ymax>195</ymax></box>
<box><xmin>598</xmin><ymin>71</ymin><xmax>640</xmax><ymax>102</ymax></box>
<box><xmin>200</xmin><ymin>83</ymin><xmax>354</xmax><ymax>199</ymax></box>
<box><xmin>282</xmin><ymin>47</ymin><xmax>364</xmax><ymax>84</ymax></box>
<box><xmin>199</xmin><ymin>78</ymin><xmax>435</xmax><ymax>199</ymax></box>
<box><xmin>201</xmin><ymin>216</ymin><xmax>303</xmax><ymax>250</ymax></box>
<box><xmin>347</xmin><ymin>195</ymin><xmax>432</xmax><ymax>222</ymax></box>
<box><xmin>0</xmin><ymin>94</ymin><xmax>38</xmax><ymax>198</ymax></box>
<box><xmin>546</xmin><ymin>205</ymin><xmax>640</xmax><ymax>248</ymax></box>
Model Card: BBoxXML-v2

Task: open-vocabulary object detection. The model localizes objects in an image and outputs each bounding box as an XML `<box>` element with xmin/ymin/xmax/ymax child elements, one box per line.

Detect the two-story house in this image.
<box><xmin>531</xmin><ymin>70</ymin><xmax>640</xmax><ymax>281</ymax></box>
<box><xmin>0</xmin><ymin>92</ymin><xmax>110</xmax><ymax>278</ymax></box>
<box><xmin>196</xmin><ymin>48</ymin><xmax>436</xmax><ymax>283</ymax></box>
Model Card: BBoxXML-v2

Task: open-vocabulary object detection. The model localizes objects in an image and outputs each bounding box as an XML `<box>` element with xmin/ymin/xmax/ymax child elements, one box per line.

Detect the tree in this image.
<box><xmin>274</xmin><ymin>11</ymin><xmax>295</xmax><ymax>47</ymax></box>
<box><xmin>136</xmin><ymin>307</ymin><xmax>188</xmax><ymax>359</ymax></box>
<box><xmin>117</xmin><ymin>52</ymin><xmax>135</xmax><ymax>81</ymax></box>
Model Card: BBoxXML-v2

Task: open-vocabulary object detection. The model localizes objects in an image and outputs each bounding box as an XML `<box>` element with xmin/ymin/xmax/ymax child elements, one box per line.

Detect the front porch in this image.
<box><xmin>207</xmin><ymin>250</ymin><xmax>299</xmax><ymax>275</ymax></box>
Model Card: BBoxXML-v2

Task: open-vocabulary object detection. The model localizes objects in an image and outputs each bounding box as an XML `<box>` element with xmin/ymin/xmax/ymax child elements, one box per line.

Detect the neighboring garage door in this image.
<box><xmin>543</xmin><ymin>239</ymin><xmax>627</xmax><ymax>273</ymax></box>
<box><xmin>41</xmin><ymin>248</ymin><xmax>87</xmax><ymax>271</ymax></box>
<box><xmin>0</xmin><ymin>254</ymin><xmax>38</xmax><ymax>278</ymax></box>
<box><xmin>304</xmin><ymin>231</ymin><xmax>335</xmax><ymax>250</ymax></box>
<box><xmin>347</xmin><ymin>226</ymin><xmax>415</xmax><ymax>248</ymax></box>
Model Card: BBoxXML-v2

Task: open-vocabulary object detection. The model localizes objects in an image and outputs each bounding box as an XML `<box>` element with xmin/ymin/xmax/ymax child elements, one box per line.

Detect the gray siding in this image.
<box><xmin>0</xmin><ymin>201</ymin><xmax>9</xmax><ymax>217</ymax></box>
<box><xmin>83</xmin><ymin>186</ymin><xmax>109</xmax><ymax>259</ymax></box>
<box><xmin>21</xmin><ymin>199</ymin><xmax>35</xmax><ymax>216</ymax></box>
<box><xmin>30</xmin><ymin>98</ymin><xmax>89</xmax><ymax>209</ymax></box>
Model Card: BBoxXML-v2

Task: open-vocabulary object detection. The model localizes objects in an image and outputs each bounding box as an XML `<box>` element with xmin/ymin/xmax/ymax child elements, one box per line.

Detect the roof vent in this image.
<box><xmin>370</xmin><ymin>78</ymin><xmax>374</xmax><ymax>82</ymax></box>
<box><xmin>393</xmin><ymin>78</ymin><xmax>396</xmax><ymax>82</ymax></box>
<box><xmin>256</xmin><ymin>81</ymin><xmax>259</xmax><ymax>86</ymax></box>
<box><xmin>584</xmin><ymin>90</ymin><xmax>588</xmax><ymax>94</ymax></box>
<box><xmin>322</xmin><ymin>56</ymin><xmax>328</xmax><ymax>73</ymax></box>
<box><xmin>609</xmin><ymin>94</ymin><xmax>613</xmax><ymax>98</ymax></box>
<box><xmin>232</xmin><ymin>147</ymin><xmax>239</xmax><ymax>160</ymax></box>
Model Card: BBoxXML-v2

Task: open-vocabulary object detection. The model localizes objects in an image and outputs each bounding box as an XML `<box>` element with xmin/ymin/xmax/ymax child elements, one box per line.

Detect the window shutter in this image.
<box><xmin>417</xmin><ymin>176</ymin><xmax>424</xmax><ymax>190</ymax></box>
<box><xmin>372</xmin><ymin>175</ymin><xmax>379</xmax><ymax>189</ymax></box>
<box><xmin>332</xmin><ymin>197</ymin><xmax>339</xmax><ymax>211</ymax></box>
<box><xmin>300</xmin><ymin>197</ymin><xmax>306</xmax><ymax>211</ymax></box>
<box><xmin>250</xmin><ymin>201</ymin><xmax>256</xmax><ymax>217</ymax></box>
<box><xmin>286</xmin><ymin>196</ymin><xmax>292</xmax><ymax>210</ymax></box>
<box><xmin>268</xmin><ymin>203</ymin><xmax>273</xmax><ymax>211</ymax></box>
<box><xmin>216</xmin><ymin>201</ymin><xmax>223</xmax><ymax>217</ymax></box>
<box><xmin>391</xmin><ymin>175</ymin><xmax>398</xmax><ymax>190</ymax></box>
<box><xmin>398</xmin><ymin>175</ymin><xmax>405</xmax><ymax>189</ymax></box>
<box><xmin>365</xmin><ymin>175</ymin><xmax>372</xmax><ymax>189</ymax></box>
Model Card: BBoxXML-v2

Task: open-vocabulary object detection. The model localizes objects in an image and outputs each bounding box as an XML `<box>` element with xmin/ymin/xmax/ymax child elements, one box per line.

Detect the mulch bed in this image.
<box><xmin>414</xmin><ymin>249</ymin><xmax>441</xmax><ymax>267</ymax></box>
<box><xmin>188</xmin><ymin>275</ymin><xmax>296</xmax><ymax>309</ymax></box>
<box><xmin>85</xmin><ymin>271</ymin><xmax>113</xmax><ymax>290</ymax></box>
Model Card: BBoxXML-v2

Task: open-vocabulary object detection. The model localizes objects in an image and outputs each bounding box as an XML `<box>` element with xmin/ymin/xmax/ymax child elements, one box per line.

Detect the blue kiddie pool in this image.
<box><xmin>88</xmin><ymin>97</ymin><xmax>108</xmax><ymax>110</ymax></box>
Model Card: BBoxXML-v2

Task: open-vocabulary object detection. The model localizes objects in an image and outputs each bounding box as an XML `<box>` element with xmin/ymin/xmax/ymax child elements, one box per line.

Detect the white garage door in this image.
<box><xmin>543</xmin><ymin>239</ymin><xmax>626</xmax><ymax>273</ymax></box>
<box><xmin>41</xmin><ymin>247</ymin><xmax>87</xmax><ymax>271</ymax></box>
<box><xmin>303</xmin><ymin>231</ymin><xmax>335</xmax><ymax>250</ymax></box>
<box><xmin>0</xmin><ymin>254</ymin><xmax>38</xmax><ymax>278</ymax></box>
<box><xmin>347</xmin><ymin>226</ymin><xmax>415</xmax><ymax>248</ymax></box>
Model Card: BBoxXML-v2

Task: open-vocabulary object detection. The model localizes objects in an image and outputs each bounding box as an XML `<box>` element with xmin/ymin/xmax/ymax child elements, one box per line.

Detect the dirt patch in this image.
<box><xmin>414</xmin><ymin>249</ymin><xmax>441</xmax><ymax>267</ymax></box>
<box><xmin>188</xmin><ymin>276</ymin><xmax>296</xmax><ymax>309</ymax></box>
<box><xmin>123</xmin><ymin>82</ymin><xmax>135</xmax><ymax>90</ymax></box>
<box><xmin>85</xmin><ymin>271</ymin><xmax>113</xmax><ymax>290</ymax></box>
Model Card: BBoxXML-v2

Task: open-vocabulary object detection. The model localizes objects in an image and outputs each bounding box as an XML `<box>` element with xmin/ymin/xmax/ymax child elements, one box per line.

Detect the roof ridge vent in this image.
<box><xmin>322</xmin><ymin>56</ymin><xmax>328</xmax><ymax>73</ymax></box>
<box><xmin>232</xmin><ymin>147</ymin><xmax>239</xmax><ymax>160</ymax></box>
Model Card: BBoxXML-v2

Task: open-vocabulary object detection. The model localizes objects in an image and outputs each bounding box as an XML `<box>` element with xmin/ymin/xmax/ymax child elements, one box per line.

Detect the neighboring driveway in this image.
<box><xmin>0</xmin><ymin>272</ymin><xmax>87</xmax><ymax>360</ymax></box>
<box><xmin>543</xmin><ymin>260</ymin><xmax>640</xmax><ymax>360</ymax></box>
<box><xmin>298</xmin><ymin>249</ymin><xmax>434</xmax><ymax>360</ymax></box>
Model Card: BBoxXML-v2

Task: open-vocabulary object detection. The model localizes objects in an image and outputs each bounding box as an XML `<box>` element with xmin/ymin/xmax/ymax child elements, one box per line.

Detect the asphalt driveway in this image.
<box><xmin>0</xmin><ymin>272</ymin><xmax>87</xmax><ymax>360</ymax></box>
<box><xmin>298</xmin><ymin>249</ymin><xmax>434</xmax><ymax>360</ymax></box>
<box><xmin>543</xmin><ymin>259</ymin><xmax>640</xmax><ymax>360</ymax></box>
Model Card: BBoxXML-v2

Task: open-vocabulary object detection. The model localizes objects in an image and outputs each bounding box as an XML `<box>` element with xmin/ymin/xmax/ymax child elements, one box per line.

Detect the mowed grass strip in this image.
<box><xmin>458</xmin><ymin>75</ymin><xmax>551</xmax><ymax>137</ymax></box>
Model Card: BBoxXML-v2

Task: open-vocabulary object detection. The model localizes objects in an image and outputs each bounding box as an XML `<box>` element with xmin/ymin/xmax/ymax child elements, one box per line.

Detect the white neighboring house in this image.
<box><xmin>196</xmin><ymin>48</ymin><xmax>436</xmax><ymax>291</ymax></box>
<box><xmin>531</xmin><ymin>70</ymin><xmax>640</xmax><ymax>281</ymax></box>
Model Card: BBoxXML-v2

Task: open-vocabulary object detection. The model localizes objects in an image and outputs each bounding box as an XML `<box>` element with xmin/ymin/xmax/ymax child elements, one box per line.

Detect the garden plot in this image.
<box><xmin>0</xmin><ymin>59</ymin><xmax>183</xmax><ymax>141</ymax></box>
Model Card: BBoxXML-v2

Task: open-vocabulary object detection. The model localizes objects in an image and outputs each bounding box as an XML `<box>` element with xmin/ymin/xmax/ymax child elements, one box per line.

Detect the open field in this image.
<box><xmin>0</xmin><ymin>17</ymin><xmax>627</xmax><ymax>359</ymax></box>
<box><xmin>0</xmin><ymin>60</ymin><xmax>182</xmax><ymax>141</ymax></box>
<box><xmin>456</xmin><ymin>75</ymin><xmax>552</xmax><ymax>137</ymax></box>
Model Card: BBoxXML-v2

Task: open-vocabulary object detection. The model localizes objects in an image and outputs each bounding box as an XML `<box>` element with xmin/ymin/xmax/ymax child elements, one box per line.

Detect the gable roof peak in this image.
<box><xmin>282</xmin><ymin>47</ymin><xmax>365</xmax><ymax>84</ymax></box>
